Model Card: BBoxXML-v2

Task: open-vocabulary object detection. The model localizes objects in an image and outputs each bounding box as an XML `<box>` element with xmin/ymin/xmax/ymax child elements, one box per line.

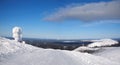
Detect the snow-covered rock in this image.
<box><xmin>0</xmin><ymin>37</ymin><xmax>120</xmax><ymax>65</ymax></box>
<box><xmin>88</xmin><ymin>39</ymin><xmax>118</xmax><ymax>47</ymax></box>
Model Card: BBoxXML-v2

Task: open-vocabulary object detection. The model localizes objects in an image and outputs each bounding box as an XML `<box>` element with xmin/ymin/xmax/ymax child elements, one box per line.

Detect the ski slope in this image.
<box><xmin>0</xmin><ymin>37</ymin><xmax>120</xmax><ymax>65</ymax></box>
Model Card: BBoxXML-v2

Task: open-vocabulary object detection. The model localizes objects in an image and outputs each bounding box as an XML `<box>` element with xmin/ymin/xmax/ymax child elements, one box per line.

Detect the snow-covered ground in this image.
<box><xmin>0</xmin><ymin>37</ymin><xmax>120</xmax><ymax>65</ymax></box>
<box><xmin>93</xmin><ymin>47</ymin><xmax>120</xmax><ymax>63</ymax></box>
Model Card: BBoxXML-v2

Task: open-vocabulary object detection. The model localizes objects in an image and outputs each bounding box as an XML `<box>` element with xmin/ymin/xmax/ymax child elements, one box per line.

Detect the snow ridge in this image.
<box><xmin>0</xmin><ymin>37</ymin><xmax>120</xmax><ymax>65</ymax></box>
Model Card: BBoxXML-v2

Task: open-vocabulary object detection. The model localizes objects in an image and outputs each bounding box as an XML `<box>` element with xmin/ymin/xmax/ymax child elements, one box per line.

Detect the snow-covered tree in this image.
<box><xmin>12</xmin><ymin>27</ymin><xmax>22</xmax><ymax>42</ymax></box>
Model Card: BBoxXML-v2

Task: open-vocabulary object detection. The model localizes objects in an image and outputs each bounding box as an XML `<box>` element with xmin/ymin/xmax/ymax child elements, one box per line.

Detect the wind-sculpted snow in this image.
<box><xmin>0</xmin><ymin>37</ymin><xmax>120</xmax><ymax>65</ymax></box>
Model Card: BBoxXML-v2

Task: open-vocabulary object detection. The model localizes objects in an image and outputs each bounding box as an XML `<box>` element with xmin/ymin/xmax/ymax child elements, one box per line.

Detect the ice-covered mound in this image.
<box><xmin>0</xmin><ymin>37</ymin><xmax>120</xmax><ymax>65</ymax></box>
<box><xmin>88</xmin><ymin>39</ymin><xmax>118</xmax><ymax>47</ymax></box>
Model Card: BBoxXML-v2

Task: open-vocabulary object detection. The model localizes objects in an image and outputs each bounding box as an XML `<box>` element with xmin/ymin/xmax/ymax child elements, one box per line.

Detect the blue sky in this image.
<box><xmin>0</xmin><ymin>0</ymin><xmax>120</xmax><ymax>39</ymax></box>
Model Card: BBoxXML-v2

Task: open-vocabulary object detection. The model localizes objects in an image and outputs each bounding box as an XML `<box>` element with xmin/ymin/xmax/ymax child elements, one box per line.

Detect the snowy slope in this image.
<box><xmin>93</xmin><ymin>47</ymin><xmax>120</xmax><ymax>63</ymax></box>
<box><xmin>0</xmin><ymin>37</ymin><xmax>37</xmax><ymax>55</ymax></box>
<box><xmin>0</xmin><ymin>37</ymin><xmax>120</xmax><ymax>65</ymax></box>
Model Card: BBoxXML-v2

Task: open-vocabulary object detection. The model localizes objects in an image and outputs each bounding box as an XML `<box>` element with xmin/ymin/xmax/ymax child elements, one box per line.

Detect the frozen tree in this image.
<box><xmin>12</xmin><ymin>27</ymin><xmax>22</xmax><ymax>42</ymax></box>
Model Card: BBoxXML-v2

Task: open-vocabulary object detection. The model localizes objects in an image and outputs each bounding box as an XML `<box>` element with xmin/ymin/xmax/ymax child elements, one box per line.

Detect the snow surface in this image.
<box><xmin>0</xmin><ymin>37</ymin><xmax>36</xmax><ymax>55</ymax></box>
<box><xmin>93</xmin><ymin>47</ymin><xmax>120</xmax><ymax>63</ymax></box>
<box><xmin>0</xmin><ymin>37</ymin><xmax>120</xmax><ymax>65</ymax></box>
<box><xmin>88</xmin><ymin>39</ymin><xmax>118</xmax><ymax>47</ymax></box>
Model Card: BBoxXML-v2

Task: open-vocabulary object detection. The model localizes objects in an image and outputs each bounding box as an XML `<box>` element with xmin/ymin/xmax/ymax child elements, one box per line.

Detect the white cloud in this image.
<box><xmin>44</xmin><ymin>1</ymin><xmax>120</xmax><ymax>22</ymax></box>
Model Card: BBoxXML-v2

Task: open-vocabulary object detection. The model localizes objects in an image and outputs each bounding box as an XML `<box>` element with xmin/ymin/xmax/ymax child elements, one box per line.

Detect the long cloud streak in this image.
<box><xmin>44</xmin><ymin>1</ymin><xmax>120</xmax><ymax>22</ymax></box>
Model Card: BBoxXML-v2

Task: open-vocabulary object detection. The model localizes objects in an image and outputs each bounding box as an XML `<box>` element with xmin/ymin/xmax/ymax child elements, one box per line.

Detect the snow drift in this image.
<box><xmin>0</xmin><ymin>37</ymin><xmax>120</xmax><ymax>65</ymax></box>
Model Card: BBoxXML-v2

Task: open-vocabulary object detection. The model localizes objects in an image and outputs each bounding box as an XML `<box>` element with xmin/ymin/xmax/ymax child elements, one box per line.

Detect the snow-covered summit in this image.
<box><xmin>74</xmin><ymin>39</ymin><xmax>118</xmax><ymax>53</ymax></box>
<box><xmin>88</xmin><ymin>39</ymin><xmax>118</xmax><ymax>47</ymax></box>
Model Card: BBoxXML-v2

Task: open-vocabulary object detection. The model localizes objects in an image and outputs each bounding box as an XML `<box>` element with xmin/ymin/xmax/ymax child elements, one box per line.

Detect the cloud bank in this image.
<box><xmin>44</xmin><ymin>1</ymin><xmax>120</xmax><ymax>22</ymax></box>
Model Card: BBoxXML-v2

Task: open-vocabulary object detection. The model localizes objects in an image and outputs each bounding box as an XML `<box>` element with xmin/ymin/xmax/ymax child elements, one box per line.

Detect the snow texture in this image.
<box><xmin>0</xmin><ymin>37</ymin><xmax>37</xmax><ymax>55</ymax></box>
<box><xmin>93</xmin><ymin>47</ymin><xmax>120</xmax><ymax>63</ymax></box>
<box><xmin>0</xmin><ymin>37</ymin><xmax>120</xmax><ymax>65</ymax></box>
